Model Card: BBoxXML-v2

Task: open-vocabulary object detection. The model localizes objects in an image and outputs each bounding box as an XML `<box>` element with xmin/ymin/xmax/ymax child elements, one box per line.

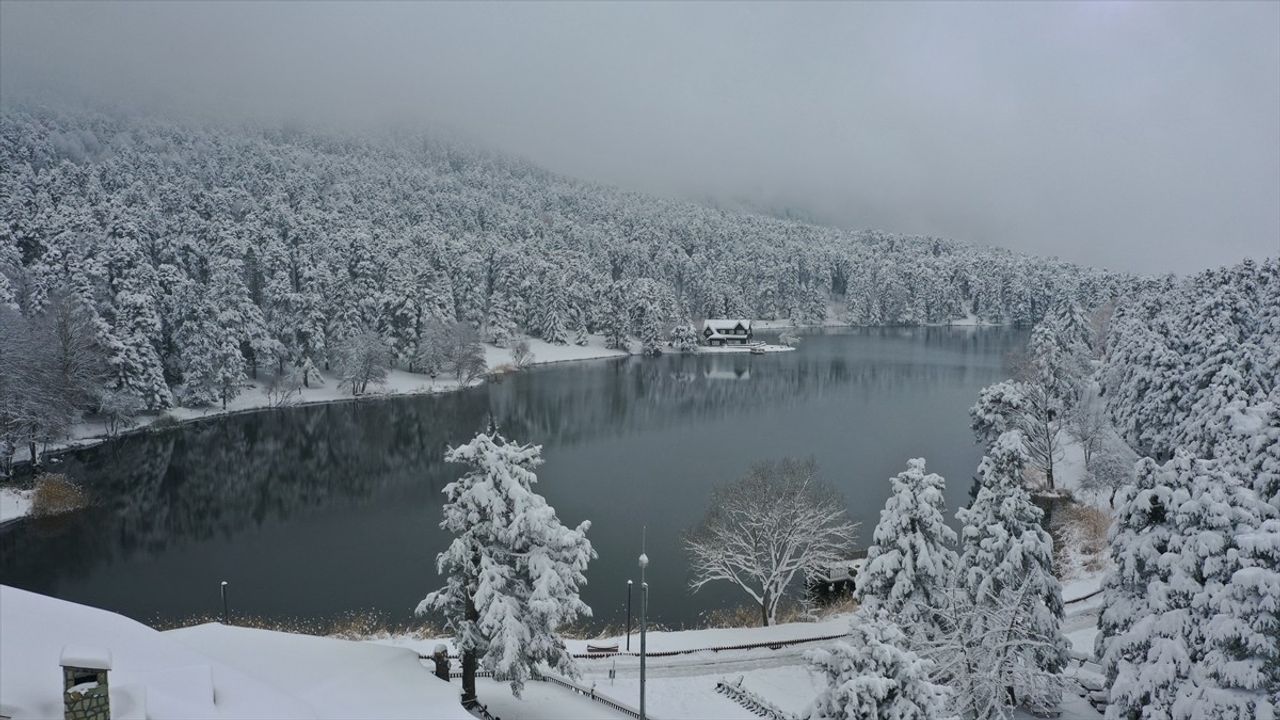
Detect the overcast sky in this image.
<box><xmin>2</xmin><ymin>1</ymin><xmax>1277</xmax><ymax>274</ymax></box>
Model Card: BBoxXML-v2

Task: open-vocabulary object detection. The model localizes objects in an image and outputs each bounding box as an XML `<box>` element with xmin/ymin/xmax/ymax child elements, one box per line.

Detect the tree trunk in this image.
<box><xmin>461</xmin><ymin>593</ymin><xmax>479</xmax><ymax>705</ymax></box>
<box><xmin>760</xmin><ymin>590</ymin><xmax>770</xmax><ymax>627</ymax></box>
<box><xmin>28</xmin><ymin>441</ymin><xmax>39</xmax><ymax>469</ymax></box>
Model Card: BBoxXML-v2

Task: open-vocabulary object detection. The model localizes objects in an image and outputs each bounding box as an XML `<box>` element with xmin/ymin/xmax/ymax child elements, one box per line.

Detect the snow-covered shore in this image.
<box><xmin>0</xmin><ymin>487</ymin><xmax>33</xmax><ymax>525</ymax></box>
<box><xmin>6</xmin><ymin>336</ymin><xmax>625</xmax><ymax>461</ymax></box>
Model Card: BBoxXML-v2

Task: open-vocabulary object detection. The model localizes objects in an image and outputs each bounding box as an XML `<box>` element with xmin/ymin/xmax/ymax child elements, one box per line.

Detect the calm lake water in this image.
<box><xmin>0</xmin><ymin>327</ymin><xmax>1023</xmax><ymax>631</ymax></box>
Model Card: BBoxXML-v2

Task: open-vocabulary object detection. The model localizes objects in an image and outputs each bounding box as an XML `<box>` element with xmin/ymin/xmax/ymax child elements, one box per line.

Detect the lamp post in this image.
<box><xmin>625</xmin><ymin>579</ymin><xmax>634</xmax><ymax>652</ymax></box>
<box><xmin>220</xmin><ymin>581</ymin><xmax>229</xmax><ymax>624</ymax></box>
<box><xmin>638</xmin><ymin>551</ymin><xmax>649</xmax><ymax>720</ymax></box>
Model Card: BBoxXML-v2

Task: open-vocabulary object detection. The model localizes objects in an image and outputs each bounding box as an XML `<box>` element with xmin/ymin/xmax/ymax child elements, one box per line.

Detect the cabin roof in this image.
<box><xmin>703</xmin><ymin>319</ymin><xmax>751</xmax><ymax>331</ymax></box>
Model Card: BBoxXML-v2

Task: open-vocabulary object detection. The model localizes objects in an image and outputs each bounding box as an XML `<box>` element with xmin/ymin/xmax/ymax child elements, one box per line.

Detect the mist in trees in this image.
<box><xmin>1</xmin><ymin>105</ymin><xmax>1121</xmax><ymax>427</ymax></box>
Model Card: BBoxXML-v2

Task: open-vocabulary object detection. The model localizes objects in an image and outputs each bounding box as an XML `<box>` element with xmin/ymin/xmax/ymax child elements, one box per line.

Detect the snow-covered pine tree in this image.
<box><xmin>1255</xmin><ymin>389</ymin><xmax>1280</xmax><ymax>510</ymax></box>
<box><xmin>537</xmin><ymin>274</ymin><xmax>569</xmax><ymax>345</ymax></box>
<box><xmin>1096</xmin><ymin>454</ymin><xmax>1190</xmax><ymax>718</ymax></box>
<box><xmin>1171</xmin><ymin>479</ymin><xmax>1280</xmax><ymax>720</ymax></box>
<box><xmin>669</xmin><ymin>322</ymin><xmax>699</xmax><ymax>352</ymax></box>
<box><xmin>570</xmin><ymin>305</ymin><xmax>589</xmax><ymax>346</ymax></box>
<box><xmin>970</xmin><ymin>379</ymin><xmax>1028</xmax><ymax>448</ymax></box>
<box><xmin>485</xmin><ymin>288</ymin><xmax>517</xmax><ymax>348</ymax></box>
<box><xmin>806</xmin><ymin>612</ymin><xmax>950</xmax><ymax>720</ymax></box>
<box><xmin>855</xmin><ymin>458</ymin><xmax>957</xmax><ymax>635</ymax></box>
<box><xmin>1098</xmin><ymin>451</ymin><xmax>1280</xmax><ymax>720</ymax></box>
<box><xmin>419</xmin><ymin>431</ymin><xmax>595</xmax><ymax>702</ymax></box>
<box><xmin>955</xmin><ymin>430</ymin><xmax>1068</xmax><ymax>711</ymax></box>
<box><xmin>602</xmin><ymin>281</ymin><xmax>629</xmax><ymax>351</ymax></box>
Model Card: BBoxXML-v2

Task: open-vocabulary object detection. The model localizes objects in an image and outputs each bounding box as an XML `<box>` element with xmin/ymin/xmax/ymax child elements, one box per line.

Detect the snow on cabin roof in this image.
<box><xmin>703</xmin><ymin>319</ymin><xmax>752</xmax><ymax>330</ymax></box>
<box><xmin>60</xmin><ymin>644</ymin><xmax>113</xmax><ymax>670</ymax></box>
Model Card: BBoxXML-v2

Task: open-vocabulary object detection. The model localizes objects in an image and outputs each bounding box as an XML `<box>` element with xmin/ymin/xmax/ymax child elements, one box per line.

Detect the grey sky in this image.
<box><xmin>2</xmin><ymin>1</ymin><xmax>1277</xmax><ymax>274</ymax></box>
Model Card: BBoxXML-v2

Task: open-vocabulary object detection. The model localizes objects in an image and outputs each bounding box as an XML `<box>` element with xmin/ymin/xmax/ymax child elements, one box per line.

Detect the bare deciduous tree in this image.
<box><xmin>335</xmin><ymin>330</ymin><xmax>390</xmax><ymax>396</ymax></box>
<box><xmin>428</xmin><ymin>319</ymin><xmax>486</xmax><ymax>384</ymax></box>
<box><xmin>511</xmin><ymin>339</ymin><xmax>534</xmax><ymax>369</ymax></box>
<box><xmin>264</xmin><ymin>369</ymin><xmax>303</xmax><ymax>408</ymax></box>
<box><xmin>97</xmin><ymin>389</ymin><xmax>143</xmax><ymax>439</ymax></box>
<box><xmin>685</xmin><ymin>458</ymin><xmax>858</xmax><ymax>626</ymax></box>
<box><xmin>1079</xmin><ymin>436</ymin><xmax>1136</xmax><ymax>508</ymax></box>
<box><xmin>1066</xmin><ymin>387</ymin><xmax>1108</xmax><ymax>469</ymax></box>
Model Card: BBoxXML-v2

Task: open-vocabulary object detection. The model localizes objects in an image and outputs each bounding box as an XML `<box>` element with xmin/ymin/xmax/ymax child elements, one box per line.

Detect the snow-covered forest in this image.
<box><xmin>804</xmin><ymin>261</ymin><xmax>1279</xmax><ymax>719</ymax></box>
<box><xmin>0</xmin><ymin>106</ymin><xmax>1124</xmax><ymax>418</ymax></box>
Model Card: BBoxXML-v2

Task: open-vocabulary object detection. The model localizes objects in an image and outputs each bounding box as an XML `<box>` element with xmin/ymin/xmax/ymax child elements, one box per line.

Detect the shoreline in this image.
<box><xmin>1</xmin><ymin>320</ymin><xmax>1004</xmax><ymax>521</ymax></box>
<box><xmin>2</xmin><ymin>335</ymin><xmax>631</xmax><ymax>486</ymax></box>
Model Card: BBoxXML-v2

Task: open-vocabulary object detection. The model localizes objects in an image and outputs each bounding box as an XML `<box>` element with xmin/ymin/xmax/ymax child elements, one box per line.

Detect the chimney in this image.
<box><xmin>59</xmin><ymin>645</ymin><xmax>111</xmax><ymax>720</ymax></box>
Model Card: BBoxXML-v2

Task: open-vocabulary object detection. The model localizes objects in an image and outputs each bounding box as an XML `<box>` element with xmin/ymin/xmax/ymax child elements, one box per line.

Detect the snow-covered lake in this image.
<box><xmin>0</xmin><ymin>327</ymin><xmax>1024</xmax><ymax>630</ymax></box>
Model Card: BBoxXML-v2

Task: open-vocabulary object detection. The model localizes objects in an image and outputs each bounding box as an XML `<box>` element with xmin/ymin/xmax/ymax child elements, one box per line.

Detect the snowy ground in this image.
<box><xmin>0</xmin><ymin>487</ymin><xmax>32</xmax><ymax>524</ymax></box>
<box><xmin>377</xmin><ymin>610</ymin><xmax>1105</xmax><ymax>720</ymax></box>
<box><xmin>696</xmin><ymin>343</ymin><xmax>795</xmax><ymax>354</ymax></box>
<box><xmin>373</xmin><ymin>613</ymin><xmax>855</xmax><ymax>658</ymax></box>
<box><xmin>476</xmin><ymin>678</ymin><xmax>630</xmax><ymax>720</ymax></box>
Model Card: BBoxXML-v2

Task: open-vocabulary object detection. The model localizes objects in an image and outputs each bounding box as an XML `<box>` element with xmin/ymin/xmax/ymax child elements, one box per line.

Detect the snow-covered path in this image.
<box><xmin>476</xmin><ymin>678</ymin><xmax>632</xmax><ymax>720</ymax></box>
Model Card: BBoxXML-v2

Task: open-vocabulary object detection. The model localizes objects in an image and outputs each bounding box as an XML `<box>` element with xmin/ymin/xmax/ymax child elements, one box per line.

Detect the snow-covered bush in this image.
<box><xmin>30</xmin><ymin>473</ymin><xmax>89</xmax><ymax>517</ymax></box>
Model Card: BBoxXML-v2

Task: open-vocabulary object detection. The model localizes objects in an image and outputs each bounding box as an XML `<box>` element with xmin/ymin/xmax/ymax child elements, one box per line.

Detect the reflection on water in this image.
<box><xmin>0</xmin><ymin>327</ymin><xmax>1023</xmax><ymax>629</ymax></box>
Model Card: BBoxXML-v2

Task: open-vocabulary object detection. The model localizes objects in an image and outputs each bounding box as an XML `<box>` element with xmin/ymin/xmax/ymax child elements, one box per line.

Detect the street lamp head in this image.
<box><xmin>638</xmin><ymin>553</ymin><xmax>649</xmax><ymax>569</ymax></box>
<box><xmin>627</xmin><ymin>579</ymin><xmax>633</xmax><ymax>585</ymax></box>
<box><xmin>221</xmin><ymin>581</ymin><xmax>228</xmax><ymax>587</ymax></box>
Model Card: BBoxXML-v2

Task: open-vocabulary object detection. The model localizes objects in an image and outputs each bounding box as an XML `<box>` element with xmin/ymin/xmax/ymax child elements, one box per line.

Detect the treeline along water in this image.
<box><xmin>0</xmin><ymin>328</ymin><xmax>1024</xmax><ymax>630</ymax></box>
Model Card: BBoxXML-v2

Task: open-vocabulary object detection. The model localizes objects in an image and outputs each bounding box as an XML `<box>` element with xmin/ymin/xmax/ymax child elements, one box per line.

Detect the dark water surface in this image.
<box><xmin>0</xmin><ymin>328</ymin><xmax>1023</xmax><ymax>630</ymax></box>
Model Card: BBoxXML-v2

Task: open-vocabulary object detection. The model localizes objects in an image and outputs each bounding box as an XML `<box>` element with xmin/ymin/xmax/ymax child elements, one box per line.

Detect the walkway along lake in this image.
<box><xmin>0</xmin><ymin>327</ymin><xmax>1024</xmax><ymax>631</ymax></box>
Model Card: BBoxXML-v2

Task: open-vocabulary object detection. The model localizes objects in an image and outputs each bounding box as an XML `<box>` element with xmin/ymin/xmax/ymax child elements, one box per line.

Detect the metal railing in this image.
<box><xmin>425</xmin><ymin>631</ymin><xmax>850</xmax><ymax>664</ymax></box>
<box><xmin>715</xmin><ymin>676</ymin><xmax>797</xmax><ymax>720</ymax></box>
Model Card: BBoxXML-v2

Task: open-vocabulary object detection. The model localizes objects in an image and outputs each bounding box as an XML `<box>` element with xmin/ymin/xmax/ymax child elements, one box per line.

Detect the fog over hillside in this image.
<box><xmin>2</xmin><ymin>2</ymin><xmax>1276</xmax><ymax>273</ymax></box>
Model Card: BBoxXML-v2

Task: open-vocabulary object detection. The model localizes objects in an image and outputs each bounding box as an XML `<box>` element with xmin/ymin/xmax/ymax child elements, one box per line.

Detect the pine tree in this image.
<box><xmin>484</xmin><ymin>288</ymin><xmax>517</xmax><ymax>348</ymax></box>
<box><xmin>806</xmin><ymin>612</ymin><xmax>950</xmax><ymax>720</ymax></box>
<box><xmin>1097</xmin><ymin>455</ymin><xmax>1190</xmax><ymax>718</ymax></box>
<box><xmin>1098</xmin><ymin>452</ymin><xmax>1279</xmax><ymax>720</ymax></box>
<box><xmin>537</xmin><ymin>274</ymin><xmax>569</xmax><ymax>345</ymax></box>
<box><xmin>956</xmin><ymin>431</ymin><xmax>1068</xmax><ymax>711</ymax></box>
<box><xmin>602</xmin><ymin>282</ymin><xmax>629</xmax><ymax>351</ymax></box>
<box><xmin>855</xmin><ymin>458</ymin><xmax>957</xmax><ymax>635</ymax></box>
<box><xmin>419</xmin><ymin>431</ymin><xmax>595</xmax><ymax>701</ymax></box>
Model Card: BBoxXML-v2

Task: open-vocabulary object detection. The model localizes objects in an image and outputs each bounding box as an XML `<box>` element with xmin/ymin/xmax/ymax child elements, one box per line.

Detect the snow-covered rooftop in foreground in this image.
<box><xmin>0</xmin><ymin>585</ymin><xmax>468</xmax><ymax>720</ymax></box>
<box><xmin>60</xmin><ymin>644</ymin><xmax>113</xmax><ymax>670</ymax></box>
<box><xmin>167</xmin><ymin>624</ymin><xmax>469</xmax><ymax>720</ymax></box>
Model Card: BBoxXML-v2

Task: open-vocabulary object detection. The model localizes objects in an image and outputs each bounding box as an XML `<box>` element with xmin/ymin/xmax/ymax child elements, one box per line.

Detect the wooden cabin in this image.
<box><xmin>702</xmin><ymin>319</ymin><xmax>753</xmax><ymax>346</ymax></box>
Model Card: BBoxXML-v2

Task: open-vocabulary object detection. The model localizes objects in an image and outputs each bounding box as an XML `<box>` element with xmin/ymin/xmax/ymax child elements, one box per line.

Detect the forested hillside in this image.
<box><xmin>1099</xmin><ymin>259</ymin><xmax>1279</xmax><ymax>500</ymax></box>
<box><xmin>1</xmin><ymin>105</ymin><xmax>1122</xmax><ymax>417</ymax></box>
